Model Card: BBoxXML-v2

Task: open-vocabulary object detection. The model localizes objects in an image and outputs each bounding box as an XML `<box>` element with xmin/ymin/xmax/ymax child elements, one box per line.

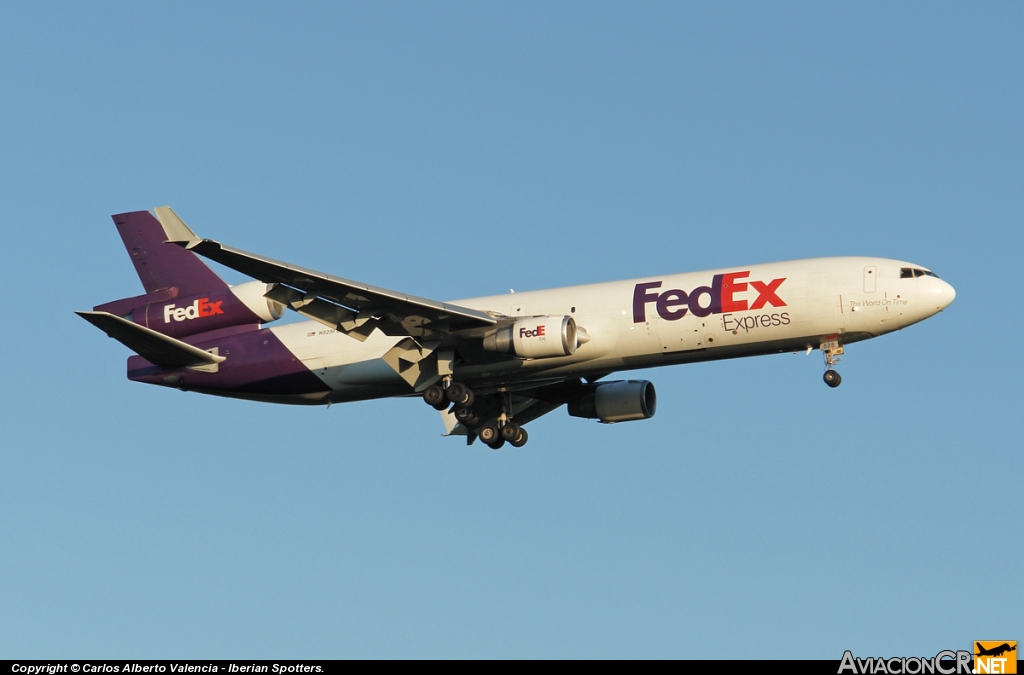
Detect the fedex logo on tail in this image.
<box><xmin>163</xmin><ymin>298</ymin><xmax>224</xmax><ymax>323</ymax></box>
<box><xmin>633</xmin><ymin>271</ymin><xmax>786</xmax><ymax>322</ymax></box>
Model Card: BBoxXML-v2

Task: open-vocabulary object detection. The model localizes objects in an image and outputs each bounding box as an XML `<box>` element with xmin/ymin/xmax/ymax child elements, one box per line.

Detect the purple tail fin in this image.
<box><xmin>92</xmin><ymin>210</ymin><xmax>277</xmax><ymax>339</ymax></box>
<box><xmin>95</xmin><ymin>211</ymin><xmax>231</xmax><ymax>317</ymax></box>
<box><xmin>112</xmin><ymin>211</ymin><xmax>227</xmax><ymax>296</ymax></box>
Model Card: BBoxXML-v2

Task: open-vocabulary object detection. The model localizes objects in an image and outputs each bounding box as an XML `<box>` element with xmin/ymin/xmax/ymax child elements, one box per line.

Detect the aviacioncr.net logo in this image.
<box><xmin>975</xmin><ymin>641</ymin><xmax>1016</xmax><ymax>674</ymax></box>
<box><xmin>838</xmin><ymin>650</ymin><xmax>973</xmax><ymax>675</ymax></box>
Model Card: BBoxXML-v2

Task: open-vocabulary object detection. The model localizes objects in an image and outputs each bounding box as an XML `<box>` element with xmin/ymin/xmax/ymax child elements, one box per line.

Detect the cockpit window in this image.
<box><xmin>901</xmin><ymin>267</ymin><xmax>941</xmax><ymax>279</ymax></box>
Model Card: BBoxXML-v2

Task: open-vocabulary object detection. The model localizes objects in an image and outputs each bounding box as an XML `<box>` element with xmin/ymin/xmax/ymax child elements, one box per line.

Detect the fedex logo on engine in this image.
<box><xmin>633</xmin><ymin>271</ymin><xmax>786</xmax><ymax>322</ymax></box>
<box><xmin>519</xmin><ymin>325</ymin><xmax>546</xmax><ymax>338</ymax></box>
<box><xmin>163</xmin><ymin>298</ymin><xmax>224</xmax><ymax>323</ymax></box>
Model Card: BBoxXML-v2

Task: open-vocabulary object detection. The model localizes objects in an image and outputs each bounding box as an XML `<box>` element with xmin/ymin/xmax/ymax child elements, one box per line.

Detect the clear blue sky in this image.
<box><xmin>1</xmin><ymin>1</ymin><xmax>1020</xmax><ymax>659</ymax></box>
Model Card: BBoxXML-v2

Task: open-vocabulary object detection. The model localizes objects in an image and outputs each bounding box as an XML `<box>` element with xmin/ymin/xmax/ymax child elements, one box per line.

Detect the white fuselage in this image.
<box><xmin>264</xmin><ymin>257</ymin><xmax>955</xmax><ymax>403</ymax></box>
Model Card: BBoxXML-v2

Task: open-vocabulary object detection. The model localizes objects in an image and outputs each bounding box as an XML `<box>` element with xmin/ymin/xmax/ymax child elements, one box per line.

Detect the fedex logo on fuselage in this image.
<box><xmin>520</xmin><ymin>325</ymin><xmax>546</xmax><ymax>338</ymax></box>
<box><xmin>163</xmin><ymin>298</ymin><xmax>224</xmax><ymax>323</ymax></box>
<box><xmin>633</xmin><ymin>271</ymin><xmax>786</xmax><ymax>322</ymax></box>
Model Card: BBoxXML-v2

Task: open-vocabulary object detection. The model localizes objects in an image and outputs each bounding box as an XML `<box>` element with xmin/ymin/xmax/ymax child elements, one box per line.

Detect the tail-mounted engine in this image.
<box><xmin>107</xmin><ymin>281</ymin><xmax>285</xmax><ymax>339</ymax></box>
<box><xmin>568</xmin><ymin>380</ymin><xmax>657</xmax><ymax>423</ymax></box>
<box><xmin>229</xmin><ymin>281</ymin><xmax>287</xmax><ymax>325</ymax></box>
<box><xmin>482</xmin><ymin>315</ymin><xmax>579</xmax><ymax>358</ymax></box>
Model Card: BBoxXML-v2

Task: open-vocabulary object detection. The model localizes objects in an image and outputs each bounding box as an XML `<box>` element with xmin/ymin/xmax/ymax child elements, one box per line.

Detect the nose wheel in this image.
<box><xmin>821</xmin><ymin>341</ymin><xmax>844</xmax><ymax>388</ymax></box>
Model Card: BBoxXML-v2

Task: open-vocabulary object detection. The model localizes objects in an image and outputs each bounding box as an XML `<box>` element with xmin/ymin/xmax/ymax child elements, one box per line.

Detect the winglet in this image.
<box><xmin>154</xmin><ymin>206</ymin><xmax>201</xmax><ymax>248</ymax></box>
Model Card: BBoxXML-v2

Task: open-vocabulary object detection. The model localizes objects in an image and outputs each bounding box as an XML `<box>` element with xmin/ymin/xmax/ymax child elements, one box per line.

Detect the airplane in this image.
<box><xmin>78</xmin><ymin>208</ymin><xmax>956</xmax><ymax>448</ymax></box>
<box><xmin>976</xmin><ymin>643</ymin><xmax>1016</xmax><ymax>658</ymax></box>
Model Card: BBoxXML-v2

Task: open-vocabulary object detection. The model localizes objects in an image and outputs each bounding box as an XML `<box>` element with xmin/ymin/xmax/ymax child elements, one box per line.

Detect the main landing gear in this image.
<box><xmin>423</xmin><ymin>381</ymin><xmax>529</xmax><ymax>449</ymax></box>
<box><xmin>821</xmin><ymin>342</ymin><xmax>844</xmax><ymax>389</ymax></box>
<box><xmin>477</xmin><ymin>421</ymin><xmax>528</xmax><ymax>450</ymax></box>
<box><xmin>422</xmin><ymin>381</ymin><xmax>475</xmax><ymax>409</ymax></box>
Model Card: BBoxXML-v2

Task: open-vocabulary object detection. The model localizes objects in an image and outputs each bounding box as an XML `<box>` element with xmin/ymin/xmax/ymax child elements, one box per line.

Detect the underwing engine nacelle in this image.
<box><xmin>567</xmin><ymin>380</ymin><xmax>657</xmax><ymax>423</ymax></box>
<box><xmin>483</xmin><ymin>315</ymin><xmax>579</xmax><ymax>358</ymax></box>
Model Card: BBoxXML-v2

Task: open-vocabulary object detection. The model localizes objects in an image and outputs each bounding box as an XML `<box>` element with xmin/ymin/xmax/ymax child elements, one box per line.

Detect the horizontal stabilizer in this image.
<box><xmin>76</xmin><ymin>311</ymin><xmax>226</xmax><ymax>369</ymax></box>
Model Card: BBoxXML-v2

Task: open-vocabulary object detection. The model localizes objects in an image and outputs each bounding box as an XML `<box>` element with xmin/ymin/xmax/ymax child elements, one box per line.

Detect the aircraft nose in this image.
<box><xmin>934</xmin><ymin>279</ymin><xmax>956</xmax><ymax>311</ymax></box>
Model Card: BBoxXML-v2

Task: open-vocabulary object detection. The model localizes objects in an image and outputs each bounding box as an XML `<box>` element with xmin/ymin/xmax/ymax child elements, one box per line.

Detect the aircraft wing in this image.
<box><xmin>154</xmin><ymin>207</ymin><xmax>498</xmax><ymax>340</ymax></box>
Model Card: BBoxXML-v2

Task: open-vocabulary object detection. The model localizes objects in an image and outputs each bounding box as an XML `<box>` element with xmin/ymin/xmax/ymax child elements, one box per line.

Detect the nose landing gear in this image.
<box><xmin>821</xmin><ymin>340</ymin><xmax>844</xmax><ymax>388</ymax></box>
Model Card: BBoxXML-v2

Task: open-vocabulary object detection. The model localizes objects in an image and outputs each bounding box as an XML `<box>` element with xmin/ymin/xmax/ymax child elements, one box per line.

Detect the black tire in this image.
<box><xmin>454</xmin><ymin>406</ymin><xmax>476</xmax><ymax>422</ymax></box>
<box><xmin>446</xmin><ymin>382</ymin><xmax>465</xmax><ymax>403</ymax></box>
<box><xmin>447</xmin><ymin>382</ymin><xmax>474</xmax><ymax>406</ymax></box>
<box><xmin>423</xmin><ymin>385</ymin><xmax>446</xmax><ymax>408</ymax></box>
<box><xmin>509</xmin><ymin>428</ymin><xmax>529</xmax><ymax>448</ymax></box>
<box><xmin>500</xmin><ymin>422</ymin><xmax>521</xmax><ymax>442</ymax></box>
<box><xmin>487</xmin><ymin>437</ymin><xmax>505</xmax><ymax>450</ymax></box>
<box><xmin>479</xmin><ymin>423</ymin><xmax>500</xmax><ymax>445</ymax></box>
<box><xmin>824</xmin><ymin>370</ymin><xmax>842</xmax><ymax>388</ymax></box>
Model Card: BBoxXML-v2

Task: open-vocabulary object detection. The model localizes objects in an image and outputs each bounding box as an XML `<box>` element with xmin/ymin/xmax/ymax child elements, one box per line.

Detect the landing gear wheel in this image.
<box><xmin>454</xmin><ymin>406</ymin><xmax>479</xmax><ymax>426</ymax></box>
<box><xmin>446</xmin><ymin>382</ymin><xmax>475</xmax><ymax>406</ymax></box>
<box><xmin>423</xmin><ymin>385</ymin><xmax>448</xmax><ymax>410</ymax></box>
<box><xmin>509</xmin><ymin>428</ymin><xmax>528</xmax><ymax>448</ymax></box>
<box><xmin>479</xmin><ymin>423</ymin><xmax>500</xmax><ymax>446</ymax></box>
<box><xmin>487</xmin><ymin>437</ymin><xmax>505</xmax><ymax>450</ymax></box>
<box><xmin>821</xmin><ymin>343</ymin><xmax>844</xmax><ymax>388</ymax></box>
<box><xmin>500</xmin><ymin>422</ymin><xmax>521</xmax><ymax>442</ymax></box>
